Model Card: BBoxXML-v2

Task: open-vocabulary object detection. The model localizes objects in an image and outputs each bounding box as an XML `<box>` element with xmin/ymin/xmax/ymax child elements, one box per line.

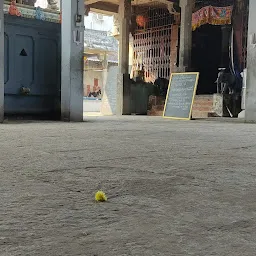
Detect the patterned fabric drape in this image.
<box><xmin>192</xmin><ymin>5</ymin><xmax>233</xmax><ymax>31</ymax></box>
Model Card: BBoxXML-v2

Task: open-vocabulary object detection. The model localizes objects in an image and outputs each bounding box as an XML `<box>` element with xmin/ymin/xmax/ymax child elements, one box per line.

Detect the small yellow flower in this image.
<box><xmin>95</xmin><ymin>191</ymin><xmax>107</xmax><ymax>202</ymax></box>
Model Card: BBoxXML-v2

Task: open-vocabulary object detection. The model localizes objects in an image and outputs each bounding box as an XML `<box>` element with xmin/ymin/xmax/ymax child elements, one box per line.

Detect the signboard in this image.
<box><xmin>163</xmin><ymin>72</ymin><xmax>199</xmax><ymax>120</ymax></box>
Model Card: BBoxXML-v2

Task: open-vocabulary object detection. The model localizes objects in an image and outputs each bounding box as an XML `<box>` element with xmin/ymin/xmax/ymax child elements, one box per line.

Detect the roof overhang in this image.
<box><xmin>85</xmin><ymin>0</ymin><xmax>178</xmax><ymax>15</ymax></box>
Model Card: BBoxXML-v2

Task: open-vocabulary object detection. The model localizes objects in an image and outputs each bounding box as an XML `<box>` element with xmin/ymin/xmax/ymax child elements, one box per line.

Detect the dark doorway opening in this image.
<box><xmin>192</xmin><ymin>24</ymin><xmax>231</xmax><ymax>95</ymax></box>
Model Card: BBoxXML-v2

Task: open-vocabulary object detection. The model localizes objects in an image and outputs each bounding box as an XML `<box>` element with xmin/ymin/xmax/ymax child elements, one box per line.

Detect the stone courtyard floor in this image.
<box><xmin>1</xmin><ymin>116</ymin><xmax>256</xmax><ymax>256</ymax></box>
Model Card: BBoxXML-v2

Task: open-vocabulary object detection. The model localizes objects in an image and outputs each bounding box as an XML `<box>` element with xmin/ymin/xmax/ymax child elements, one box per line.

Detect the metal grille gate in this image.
<box><xmin>132</xmin><ymin>7</ymin><xmax>174</xmax><ymax>83</ymax></box>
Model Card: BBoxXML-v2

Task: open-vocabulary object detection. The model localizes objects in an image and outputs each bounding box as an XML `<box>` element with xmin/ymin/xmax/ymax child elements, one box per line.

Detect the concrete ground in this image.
<box><xmin>1</xmin><ymin>116</ymin><xmax>256</xmax><ymax>256</ymax></box>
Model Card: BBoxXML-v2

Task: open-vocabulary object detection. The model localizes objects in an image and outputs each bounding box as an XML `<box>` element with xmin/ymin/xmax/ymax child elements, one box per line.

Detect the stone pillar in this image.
<box><xmin>170</xmin><ymin>24</ymin><xmax>179</xmax><ymax>73</ymax></box>
<box><xmin>100</xmin><ymin>52</ymin><xmax>108</xmax><ymax>94</ymax></box>
<box><xmin>179</xmin><ymin>0</ymin><xmax>193</xmax><ymax>72</ymax></box>
<box><xmin>245</xmin><ymin>0</ymin><xmax>256</xmax><ymax>122</ymax></box>
<box><xmin>61</xmin><ymin>0</ymin><xmax>84</xmax><ymax>121</ymax></box>
<box><xmin>100</xmin><ymin>17</ymin><xmax>119</xmax><ymax>116</ymax></box>
<box><xmin>0</xmin><ymin>0</ymin><xmax>4</xmax><ymax>122</ymax></box>
<box><xmin>116</xmin><ymin>0</ymin><xmax>131</xmax><ymax>115</ymax></box>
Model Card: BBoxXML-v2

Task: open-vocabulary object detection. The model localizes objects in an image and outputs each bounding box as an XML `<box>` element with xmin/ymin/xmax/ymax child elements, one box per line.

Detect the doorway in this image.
<box><xmin>192</xmin><ymin>24</ymin><xmax>231</xmax><ymax>95</ymax></box>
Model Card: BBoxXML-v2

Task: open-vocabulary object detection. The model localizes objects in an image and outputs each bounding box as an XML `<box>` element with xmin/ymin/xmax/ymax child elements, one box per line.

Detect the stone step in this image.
<box><xmin>192</xmin><ymin>106</ymin><xmax>213</xmax><ymax>112</ymax></box>
<box><xmin>192</xmin><ymin>95</ymin><xmax>214</xmax><ymax>114</ymax></box>
<box><xmin>192</xmin><ymin>111</ymin><xmax>216</xmax><ymax>119</ymax></box>
<box><xmin>149</xmin><ymin>96</ymin><xmax>166</xmax><ymax>106</ymax></box>
<box><xmin>148</xmin><ymin>95</ymin><xmax>216</xmax><ymax>118</ymax></box>
<box><xmin>151</xmin><ymin>105</ymin><xmax>164</xmax><ymax>111</ymax></box>
<box><xmin>148</xmin><ymin>109</ymin><xmax>218</xmax><ymax>118</ymax></box>
<box><xmin>147</xmin><ymin>109</ymin><xmax>163</xmax><ymax>116</ymax></box>
<box><xmin>193</xmin><ymin>100</ymin><xmax>213</xmax><ymax>106</ymax></box>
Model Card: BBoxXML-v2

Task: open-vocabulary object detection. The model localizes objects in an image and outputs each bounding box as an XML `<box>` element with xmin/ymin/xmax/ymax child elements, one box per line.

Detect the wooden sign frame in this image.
<box><xmin>163</xmin><ymin>72</ymin><xmax>199</xmax><ymax>120</ymax></box>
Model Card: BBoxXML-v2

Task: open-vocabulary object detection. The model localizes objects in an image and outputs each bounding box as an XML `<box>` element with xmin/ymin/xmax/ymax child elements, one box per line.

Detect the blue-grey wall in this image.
<box><xmin>4</xmin><ymin>15</ymin><xmax>61</xmax><ymax>117</ymax></box>
<box><xmin>0</xmin><ymin>0</ymin><xmax>4</xmax><ymax>122</ymax></box>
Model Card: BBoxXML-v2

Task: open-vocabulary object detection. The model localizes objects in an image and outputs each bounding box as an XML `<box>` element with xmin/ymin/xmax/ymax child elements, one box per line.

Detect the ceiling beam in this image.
<box><xmin>87</xmin><ymin>2</ymin><xmax>119</xmax><ymax>13</ymax></box>
<box><xmin>89</xmin><ymin>7</ymin><xmax>118</xmax><ymax>15</ymax></box>
<box><xmin>85</xmin><ymin>0</ymin><xmax>102</xmax><ymax>5</ymax></box>
<box><xmin>85</xmin><ymin>0</ymin><xmax>178</xmax><ymax>15</ymax></box>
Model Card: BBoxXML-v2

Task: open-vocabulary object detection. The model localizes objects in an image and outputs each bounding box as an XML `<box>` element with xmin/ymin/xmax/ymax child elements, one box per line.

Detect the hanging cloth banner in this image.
<box><xmin>192</xmin><ymin>6</ymin><xmax>233</xmax><ymax>31</ymax></box>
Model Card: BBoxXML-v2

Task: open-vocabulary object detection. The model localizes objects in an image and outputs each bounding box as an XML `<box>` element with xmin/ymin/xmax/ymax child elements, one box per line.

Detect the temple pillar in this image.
<box><xmin>178</xmin><ymin>0</ymin><xmax>193</xmax><ymax>72</ymax></box>
<box><xmin>116</xmin><ymin>0</ymin><xmax>131</xmax><ymax>115</ymax></box>
<box><xmin>100</xmin><ymin>52</ymin><xmax>108</xmax><ymax>94</ymax></box>
<box><xmin>61</xmin><ymin>0</ymin><xmax>84</xmax><ymax>121</ymax></box>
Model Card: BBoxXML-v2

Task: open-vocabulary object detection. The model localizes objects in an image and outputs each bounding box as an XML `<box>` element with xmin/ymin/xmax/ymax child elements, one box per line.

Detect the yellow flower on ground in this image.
<box><xmin>95</xmin><ymin>191</ymin><xmax>107</xmax><ymax>202</ymax></box>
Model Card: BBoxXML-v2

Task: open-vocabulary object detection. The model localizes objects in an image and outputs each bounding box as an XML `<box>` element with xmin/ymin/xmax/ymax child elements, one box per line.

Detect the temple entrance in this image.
<box><xmin>192</xmin><ymin>24</ymin><xmax>226</xmax><ymax>95</ymax></box>
<box><xmin>190</xmin><ymin>1</ymin><xmax>248</xmax><ymax>118</ymax></box>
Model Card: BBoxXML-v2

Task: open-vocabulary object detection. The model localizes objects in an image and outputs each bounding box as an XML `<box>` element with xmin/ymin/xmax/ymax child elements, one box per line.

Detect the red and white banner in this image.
<box><xmin>192</xmin><ymin>6</ymin><xmax>233</xmax><ymax>31</ymax></box>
